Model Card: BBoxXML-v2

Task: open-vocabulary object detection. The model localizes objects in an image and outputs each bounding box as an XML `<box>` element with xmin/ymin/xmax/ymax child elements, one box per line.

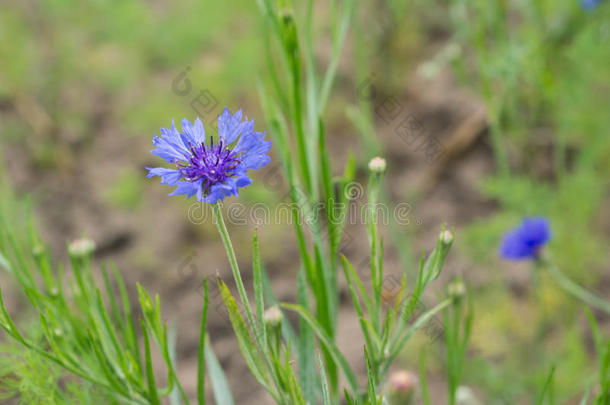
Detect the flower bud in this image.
<box><xmin>263</xmin><ymin>306</ymin><xmax>283</xmax><ymax>327</ymax></box>
<box><xmin>263</xmin><ymin>306</ymin><xmax>283</xmax><ymax>353</ymax></box>
<box><xmin>386</xmin><ymin>370</ymin><xmax>418</xmax><ymax>405</ymax></box>
<box><xmin>440</xmin><ymin>229</ymin><xmax>453</xmax><ymax>245</ymax></box>
<box><xmin>368</xmin><ymin>156</ymin><xmax>387</xmax><ymax>174</ymax></box>
<box><xmin>68</xmin><ymin>238</ymin><xmax>96</xmax><ymax>258</ymax></box>
<box><xmin>32</xmin><ymin>244</ymin><xmax>45</xmax><ymax>258</ymax></box>
<box><xmin>423</xmin><ymin>228</ymin><xmax>453</xmax><ymax>285</ymax></box>
<box><xmin>456</xmin><ymin>385</ymin><xmax>481</xmax><ymax>405</ymax></box>
<box><xmin>447</xmin><ymin>277</ymin><xmax>466</xmax><ymax>301</ymax></box>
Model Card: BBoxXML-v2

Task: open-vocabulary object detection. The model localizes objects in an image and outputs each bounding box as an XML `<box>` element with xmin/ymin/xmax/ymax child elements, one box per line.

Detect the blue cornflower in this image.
<box><xmin>146</xmin><ymin>108</ymin><xmax>271</xmax><ymax>203</ymax></box>
<box><xmin>581</xmin><ymin>0</ymin><xmax>603</xmax><ymax>10</ymax></box>
<box><xmin>499</xmin><ymin>217</ymin><xmax>552</xmax><ymax>260</ymax></box>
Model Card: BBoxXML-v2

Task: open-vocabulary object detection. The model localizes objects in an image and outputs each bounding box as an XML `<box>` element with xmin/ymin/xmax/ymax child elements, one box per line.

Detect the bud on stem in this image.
<box><xmin>386</xmin><ymin>370</ymin><xmax>418</xmax><ymax>405</ymax></box>
<box><xmin>263</xmin><ymin>306</ymin><xmax>283</xmax><ymax>353</ymax></box>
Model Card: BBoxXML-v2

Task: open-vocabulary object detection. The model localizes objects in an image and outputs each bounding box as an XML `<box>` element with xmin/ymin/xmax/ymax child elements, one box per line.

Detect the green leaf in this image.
<box><xmin>385</xmin><ymin>298</ymin><xmax>452</xmax><ymax>375</ymax></box>
<box><xmin>364</xmin><ymin>346</ymin><xmax>378</xmax><ymax>404</ymax></box>
<box><xmin>141</xmin><ymin>318</ymin><xmax>161</xmax><ymax>405</ymax></box>
<box><xmin>422</xmin><ymin>227</ymin><xmax>453</xmax><ymax>286</ymax></box>
<box><xmin>217</xmin><ymin>278</ymin><xmax>270</xmax><ymax>390</ymax></box>
<box><xmin>197</xmin><ymin>278</ymin><xmax>209</xmax><ymax>405</ymax></box>
<box><xmin>536</xmin><ymin>366</ymin><xmax>556</xmax><ymax>405</ymax></box>
<box><xmin>94</xmin><ymin>289</ymin><xmax>125</xmax><ymax>371</ymax></box>
<box><xmin>340</xmin><ymin>255</ymin><xmax>373</xmax><ymax>318</ymax></box>
<box><xmin>281</xmin><ymin>303</ymin><xmax>359</xmax><ymax>395</ymax></box>
<box><xmin>252</xmin><ymin>230</ymin><xmax>266</xmax><ymax>348</ymax></box>
<box><xmin>297</xmin><ymin>268</ymin><xmax>316</xmax><ymax>404</ymax></box>
<box><xmin>341</xmin><ymin>255</ymin><xmax>376</xmax><ymax>356</ymax></box>
<box><xmin>112</xmin><ymin>265</ymin><xmax>141</xmax><ymax>373</ymax></box>
<box><xmin>318</xmin><ymin>352</ymin><xmax>332</xmax><ymax>405</ymax></box>
<box><xmin>318</xmin><ymin>0</ymin><xmax>356</xmax><ymax>112</ymax></box>
<box><xmin>0</xmin><ymin>287</ymin><xmax>25</xmax><ymax>344</ymax></box>
<box><xmin>205</xmin><ymin>336</ymin><xmax>235</xmax><ymax>405</ymax></box>
<box><xmin>101</xmin><ymin>266</ymin><xmax>123</xmax><ymax>336</ymax></box>
<box><xmin>585</xmin><ymin>306</ymin><xmax>602</xmax><ymax>358</ymax></box>
<box><xmin>0</xmin><ymin>250</ymin><xmax>13</xmax><ymax>274</ymax></box>
<box><xmin>344</xmin><ymin>388</ymin><xmax>356</xmax><ymax>405</ymax></box>
<box><xmin>87</xmin><ymin>328</ymin><xmax>130</xmax><ymax>398</ymax></box>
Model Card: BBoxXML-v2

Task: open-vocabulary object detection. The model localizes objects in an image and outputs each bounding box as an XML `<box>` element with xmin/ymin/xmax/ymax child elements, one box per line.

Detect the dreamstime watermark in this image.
<box><xmin>357</xmin><ymin>75</ymin><xmax>446</xmax><ymax>165</ymax></box>
<box><xmin>185</xmin><ymin>198</ymin><xmax>415</xmax><ymax>227</ymax></box>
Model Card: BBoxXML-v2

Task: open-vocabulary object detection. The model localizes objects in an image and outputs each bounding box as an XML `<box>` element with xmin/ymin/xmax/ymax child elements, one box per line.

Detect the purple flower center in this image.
<box><xmin>174</xmin><ymin>135</ymin><xmax>242</xmax><ymax>193</ymax></box>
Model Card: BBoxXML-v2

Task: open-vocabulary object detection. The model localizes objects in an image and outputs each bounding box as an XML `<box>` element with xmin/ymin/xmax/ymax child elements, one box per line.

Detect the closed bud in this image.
<box><xmin>263</xmin><ymin>306</ymin><xmax>283</xmax><ymax>353</ymax></box>
<box><xmin>368</xmin><ymin>156</ymin><xmax>387</xmax><ymax>174</ymax></box>
<box><xmin>32</xmin><ymin>244</ymin><xmax>45</xmax><ymax>257</ymax></box>
<box><xmin>456</xmin><ymin>385</ymin><xmax>481</xmax><ymax>405</ymax></box>
<box><xmin>68</xmin><ymin>238</ymin><xmax>96</xmax><ymax>258</ymax></box>
<box><xmin>386</xmin><ymin>370</ymin><xmax>418</xmax><ymax>405</ymax></box>
<box><xmin>447</xmin><ymin>277</ymin><xmax>466</xmax><ymax>301</ymax></box>
<box><xmin>440</xmin><ymin>229</ymin><xmax>453</xmax><ymax>245</ymax></box>
<box><xmin>263</xmin><ymin>306</ymin><xmax>283</xmax><ymax>327</ymax></box>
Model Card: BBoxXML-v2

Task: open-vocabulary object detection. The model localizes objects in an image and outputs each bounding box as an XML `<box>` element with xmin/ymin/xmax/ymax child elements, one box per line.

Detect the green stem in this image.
<box><xmin>213</xmin><ymin>204</ymin><xmax>285</xmax><ymax>399</ymax></box>
<box><xmin>212</xmin><ymin>203</ymin><xmax>257</xmax><ymax>332</ymax></box>
<box><xmin>368</xmin><ymin>173</ymin><xmax>382</xmax><ymax>332</ymax></box>
<box><xmin>197</xmin><ymin>278</ymin><xmax>209</xmax><ymax>405</ymax></box>
<box><xmin>543</xmin><ymin>259</ymin><xmax>610</xmax><ymax>315</ymax></box>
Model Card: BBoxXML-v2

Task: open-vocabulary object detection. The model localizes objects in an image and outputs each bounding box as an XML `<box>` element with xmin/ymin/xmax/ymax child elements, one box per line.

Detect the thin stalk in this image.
<box><xmin>212</xmin><ymin>203</ymin><xmax>257</xmax><ymax>332</ymax></box>
<box><xmin>212</xmin><ymin>203</ymin><xmax>281</xmax><ymax>400</ymax></box>
<box><xmin>197</xmin><ymin>278</ymin><xmax>209</xmax><ymax>405</ymax></box>
<box><xmin>484</xmin><ymin>94</ymin><xmax>511</xmax><ymax>179</ymax></box>
<box><xmin>542</xmin><ymin>258</ymin><xmax>610</xmax><ymax>315</ymax></box>
<box><xmin>367</xmin><ymin>173</ymin><xmax>382</xmax><ymax>332</ymax></box>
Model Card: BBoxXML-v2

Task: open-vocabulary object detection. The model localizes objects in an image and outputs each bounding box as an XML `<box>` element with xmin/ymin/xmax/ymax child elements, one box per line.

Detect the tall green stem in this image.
<box><xmin>541</xmin><ymin>257</ymin><xmax>610</xmax><ymax>315</ymax></box>
<box><xmin>212</xmin><ymin>203</ymin><xmax>257</xmax><ymax>331</ymax></box>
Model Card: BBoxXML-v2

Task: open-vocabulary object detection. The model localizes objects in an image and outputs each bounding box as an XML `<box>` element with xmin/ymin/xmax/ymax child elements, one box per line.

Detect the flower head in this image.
<box><xmin>581</xmin><ymin>0</ymin><xmax>603</xmax><ymax>10</ymax></box>
<box><xmin>499</xmin><ymin>217</ymin><xmax>551</xmax><ymax>260</ymax></box>
<box><xmin>146</xmin><ymin>108</ymin><xmax>271</xmax><ymax>203</ymax></box>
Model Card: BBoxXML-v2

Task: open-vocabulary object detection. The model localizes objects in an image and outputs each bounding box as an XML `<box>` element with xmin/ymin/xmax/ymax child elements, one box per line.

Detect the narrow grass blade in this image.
<box><xmin>217</xmin><ymin>279</ymin><xmax>270</xmax><ymax>389</ymax></box>
<box><xmin>318</xmin><ymin>352</ymin><xmax>332</xmax><ymax>405</ymax></box>
<box><xmin>197</xmin><ymin>277</ymin><xmax>209</xmax><ymax>405</ymax></box>
<box><xmin>281</xmin><ymin>303</ymin><xmax>359</xmax><ymax>395</ymax></box>
<box><xmin>205</xmin><ymin>336</ymin><xmax>235</xmax><ymax>405</ymax></box>
<box><xmin>252</xmin><ymin>230</ymin><xmax>266</xmax><ymax>347</ymax></box>
<box><xmin>536</xmin><ymin>366</ymin><xmax>556</xmax><ymax>405</ymax></box>
<box><xmin>297</xmin><ymin>268</ymin><xmax>316</xmax><ymax>404</ymax></box>
<box><xmin>140</xmin><ymin>318</ymin><xmax>161</xmax><ymax>405</ymax></box>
